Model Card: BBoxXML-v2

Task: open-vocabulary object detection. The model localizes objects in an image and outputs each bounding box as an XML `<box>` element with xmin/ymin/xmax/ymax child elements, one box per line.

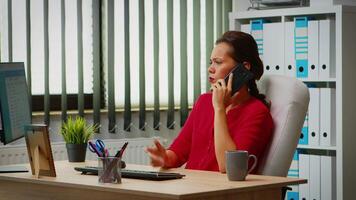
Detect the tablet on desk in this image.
<box><xmin>74</xmin><ymin>166</ymin><xmax>185</xmax><ymax>181</ymax></box>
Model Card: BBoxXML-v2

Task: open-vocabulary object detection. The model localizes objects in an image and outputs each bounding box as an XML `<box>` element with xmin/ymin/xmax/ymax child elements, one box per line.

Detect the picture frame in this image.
<box><xmin>24</xmin><ymin>124</ymin><xmax>56</xmax><ymax>178</ymax></box>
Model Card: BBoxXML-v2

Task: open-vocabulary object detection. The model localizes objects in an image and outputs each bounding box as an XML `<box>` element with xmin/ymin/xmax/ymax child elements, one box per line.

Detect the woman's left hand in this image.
<box><xmin>211</xmin><ymin>73</ymin><xmax>233</xmax><ymax>111</ymax></box>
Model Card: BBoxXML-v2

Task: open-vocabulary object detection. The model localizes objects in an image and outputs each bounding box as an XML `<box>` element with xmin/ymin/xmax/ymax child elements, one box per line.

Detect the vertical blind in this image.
<box><xmin>0</xmin><ymin>0</ymin><xmax>232</xmax><ymax>133</ymax></box>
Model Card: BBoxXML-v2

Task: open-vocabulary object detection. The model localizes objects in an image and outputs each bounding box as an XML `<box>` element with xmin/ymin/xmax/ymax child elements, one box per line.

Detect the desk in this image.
<box><xmin>0</xmin><ymin>160</ymin><xmax>305</xmax><ymax>200</ymax></box>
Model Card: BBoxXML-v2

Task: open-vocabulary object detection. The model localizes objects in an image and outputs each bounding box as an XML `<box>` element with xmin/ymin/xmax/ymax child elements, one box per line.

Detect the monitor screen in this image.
<box><xmin>0</xmin><ymin>110</ymin><xmax>3</xmax><ymax>131</ymax></box>
<box><xmin>0</xmin><ymin>62</ymin><xmax>31</xmax><ymax>144</ymax></box>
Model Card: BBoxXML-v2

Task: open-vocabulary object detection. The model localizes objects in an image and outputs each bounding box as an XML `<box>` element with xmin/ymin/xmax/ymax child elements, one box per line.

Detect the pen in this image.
<box><xmin>118</xmin><ymin>142</ymin><xmax>128</xmax><ymax>158</ymax></box>
<box><xmin>114</xmin><ymin>142</ymin><xmax>128</xmax><ymax>158</ymax></box>
<box><xmin>104</xmin><ymin>148</ymin><xmax>109</xmax><ymax>157</ymax></box>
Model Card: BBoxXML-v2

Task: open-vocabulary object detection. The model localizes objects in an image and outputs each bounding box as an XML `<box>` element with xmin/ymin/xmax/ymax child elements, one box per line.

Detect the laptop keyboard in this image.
<box><xmin>74</xmin><ymin>166</ymin><xmax>185</xmax><ymax>181</ymax></box>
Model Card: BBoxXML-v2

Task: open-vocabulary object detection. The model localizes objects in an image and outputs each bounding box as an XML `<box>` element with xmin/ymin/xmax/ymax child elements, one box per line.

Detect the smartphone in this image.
<box><xmin>224</xmin><ymin>63</ymin><xmax>254</xmax><ymax>96</ymax></box>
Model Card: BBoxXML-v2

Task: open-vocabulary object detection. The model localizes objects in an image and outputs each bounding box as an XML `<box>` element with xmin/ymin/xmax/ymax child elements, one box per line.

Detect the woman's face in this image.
<box><xmin>208</xmin><ymin>42</ymin><xmax>237</xmax><ymax>84</ymax></box>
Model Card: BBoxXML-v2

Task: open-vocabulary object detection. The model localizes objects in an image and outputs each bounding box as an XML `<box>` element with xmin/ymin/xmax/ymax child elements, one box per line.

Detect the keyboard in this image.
<box><xmin>74</xmin><ymin>166</ymin><xmax>185</xmax><ymax>181</ymax></box>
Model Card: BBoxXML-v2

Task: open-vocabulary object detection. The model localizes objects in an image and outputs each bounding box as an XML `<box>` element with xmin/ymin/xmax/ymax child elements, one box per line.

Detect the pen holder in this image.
<box><xmin>98</xmin><ymin>157</ymin><xmax>122</xmax><ymax>184</ymax></box>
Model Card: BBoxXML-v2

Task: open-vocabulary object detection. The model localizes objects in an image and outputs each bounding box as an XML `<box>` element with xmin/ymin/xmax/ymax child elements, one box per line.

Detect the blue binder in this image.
<box><xmin>299</xmin><ymin>114</ymin><xmax>309</xmax><ymax>145</ymax></box>
<box><xmin>288</xmin><ymin>150</ymin><xmax>299</xmax><ymax>178</ymax></box>
<box><xmin>287</xmin><ymin>191</ymin><xmax>299</xmax><ymax>200</ymax></box>
<box><xmin>286</xmin><ymin>151</ymin><xmax>299</xmax><ymax>200</ymax></box>
<box><xmin>295</xmin><ymin>17</ymin><xmax>309</xmax><ymax>78</ymax></box>
<box><xmin>251</xmin><ymin>19</ymin><xmax>264</xmax><ymax>56</ymax></box>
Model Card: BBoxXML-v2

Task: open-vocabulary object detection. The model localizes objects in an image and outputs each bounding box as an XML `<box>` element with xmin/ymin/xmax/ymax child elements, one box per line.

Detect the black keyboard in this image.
<box><xmin>74</xmin><ymin>166</ymin><xmax>185</xmax><ymax>181</ymax></box>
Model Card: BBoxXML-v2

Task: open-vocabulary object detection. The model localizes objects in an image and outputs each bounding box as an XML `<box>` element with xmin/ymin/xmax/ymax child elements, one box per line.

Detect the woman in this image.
<box><xmin>146</xmin><ymin>31</ymin><xmax>274</xmax><ymax>173</ymax></box>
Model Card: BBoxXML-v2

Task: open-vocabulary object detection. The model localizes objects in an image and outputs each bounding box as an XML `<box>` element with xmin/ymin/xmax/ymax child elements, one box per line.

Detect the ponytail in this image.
<box><xmin>247</xmin><ymin>79</ymin><xmax>270</xmax><ymax>108</ymax></box>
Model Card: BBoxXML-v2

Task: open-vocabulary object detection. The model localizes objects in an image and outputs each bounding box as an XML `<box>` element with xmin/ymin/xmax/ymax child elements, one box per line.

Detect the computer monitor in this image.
<box><xmin>0</xmin><ymin>62</ymin><xmax>31</xmax><ymax>144</ymax></box>
<box><xmin>0</xmin><ymin>110</ymin><xmax>3</xmax><ymax>132</ymax></box>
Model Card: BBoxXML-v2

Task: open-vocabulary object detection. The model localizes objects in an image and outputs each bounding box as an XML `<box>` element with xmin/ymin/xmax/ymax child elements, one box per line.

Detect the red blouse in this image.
<box><xmin>169</xmin><ymin>93</ymin><xmax>274</xmax><ymax>173</ymax></box>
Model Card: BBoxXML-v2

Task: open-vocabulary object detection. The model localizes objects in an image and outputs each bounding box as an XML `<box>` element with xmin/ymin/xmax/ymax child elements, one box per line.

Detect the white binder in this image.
<box><xmin>319</xmin><ymin>19</ymin><xmax>336</xmax><ymax>79</ymax></box>
<box><xmin>308</xmin><ymin>20</ymin><xmax>319</xmax><ymax>80</ymax></box>
<box><xmin>263</xmin><ymin>23</ymin><xmax>274</xmax><ymax>75</ymax></box>
<box><xmin>310</xmin><ymin>155</ymin><xmax>321</xmax><ymax>200</ymax></box>
<box><xmin>308</xmin><ymin>88</ymin><xmax>320</xmax><ymax>146</ymax></box>
<box><xmin>320</xmin><ymin>88</ymin><xmax>336</xmax><ymax>146</ymax></box>
<box><xmin>284</xmin><ymin>22</ymin><xmax>296</xmax><ymax>77</ymax></box>
<box><xmin>320</xmin><ymin>155</ymin><xmax>336</xmax><ymax>200</ymax></box>
<box><xmin>263</xmin><ymin>22</ymin><xmax>284</xmax><ymax>75</ymax></box>
<box><xmin>274</xmin><ymin>22</ymin><xmax>285</xmax><ymax>75</ymax></box>
<box><xmin>299</xmin><ymin>154</ymin><xmax>310</xmax><ymax>200</ymax></box>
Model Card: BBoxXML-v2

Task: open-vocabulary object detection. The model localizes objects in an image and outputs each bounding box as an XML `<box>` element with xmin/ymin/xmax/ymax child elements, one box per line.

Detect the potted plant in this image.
<box><xmin>60</xmin><ymin>116</ymin><xmax>97</xmax><ymax>162</ymax></box>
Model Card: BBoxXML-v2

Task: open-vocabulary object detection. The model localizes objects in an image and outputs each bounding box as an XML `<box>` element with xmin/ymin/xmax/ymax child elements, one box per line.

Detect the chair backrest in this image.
<box><xmin>256</xmin><ymin>75</ymin><xmax>309</xmax><ymax>177</ymax></box>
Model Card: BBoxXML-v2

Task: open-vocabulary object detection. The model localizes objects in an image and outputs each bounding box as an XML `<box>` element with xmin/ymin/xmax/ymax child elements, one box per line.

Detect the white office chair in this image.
<box><xmin>256</xmin><ymin>75</ymin><xmax>310</xmax><ymax>177</ymax></box>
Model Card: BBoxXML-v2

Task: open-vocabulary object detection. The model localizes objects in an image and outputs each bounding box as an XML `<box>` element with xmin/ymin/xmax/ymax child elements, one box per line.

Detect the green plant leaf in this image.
<box><xmin>59</xmin><ymin>116</ymin><xmax>98</xmax><ymax>144</ymax></box>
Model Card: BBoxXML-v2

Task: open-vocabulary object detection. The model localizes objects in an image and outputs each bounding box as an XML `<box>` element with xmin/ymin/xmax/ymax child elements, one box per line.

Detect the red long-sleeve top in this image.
<box><xmin>169</xmin><ymin>93</ymin><xmax>274</xmax><ymax>173</ymax></box>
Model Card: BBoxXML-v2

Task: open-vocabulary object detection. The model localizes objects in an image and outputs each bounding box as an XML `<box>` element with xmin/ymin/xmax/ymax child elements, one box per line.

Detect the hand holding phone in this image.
<box><xmin>224</xmin><ymin>63</ymin><xmax>254</xmax><ymax>96</ymax></box>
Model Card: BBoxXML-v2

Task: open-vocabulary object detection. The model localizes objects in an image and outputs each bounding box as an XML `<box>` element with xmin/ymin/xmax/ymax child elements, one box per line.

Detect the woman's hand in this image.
<box><xmin>211</xmin><ymin>73</ymin><xmax>233</xmax><ymax>111</ymax></box>
<box><xmin>145</xmin><ymin>139</ymin><xmax>169</xmax><ymax>167</ymax></box>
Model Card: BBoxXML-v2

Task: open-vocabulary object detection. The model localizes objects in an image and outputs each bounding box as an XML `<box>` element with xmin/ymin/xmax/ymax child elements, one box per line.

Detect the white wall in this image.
<box><xmin>233</xmin><ymin>0</ymin><xmax>252</xmax><ymax>12</ymax></box>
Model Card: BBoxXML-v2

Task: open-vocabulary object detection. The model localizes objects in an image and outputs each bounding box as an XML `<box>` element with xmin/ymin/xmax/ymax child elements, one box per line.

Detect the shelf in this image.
<box><xmin>301</xmin><ymin>78</ymin><xmax>336</xmax><ymax>83</ymax></box>
<box><xmin>230</xmin><ymin>5</ymin><xmax>345</xmax><ymax>20</ymax></box>
<box><xmin>229</xmin><ymin>4</ymin><xmax>356</xmax><ymax>199</ymax></box>
<box><xmin>297</xmin><ymin>144</ymin><xmax>337</xmax><ymax>151</ymax></box>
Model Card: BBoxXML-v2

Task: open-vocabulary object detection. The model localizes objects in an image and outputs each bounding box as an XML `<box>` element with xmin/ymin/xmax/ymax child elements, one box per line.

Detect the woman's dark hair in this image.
<box><xmin>215</xmin><ymin>31</ymin><xmax>269</xmax><ymax>107</ymax></box>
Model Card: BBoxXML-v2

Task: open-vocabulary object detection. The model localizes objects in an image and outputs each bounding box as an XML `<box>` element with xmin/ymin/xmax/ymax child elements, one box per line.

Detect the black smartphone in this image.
<box><xmin>224</xmin><ymin>63</ymin><xmax>254</xmax><ymax>96</ymax></box>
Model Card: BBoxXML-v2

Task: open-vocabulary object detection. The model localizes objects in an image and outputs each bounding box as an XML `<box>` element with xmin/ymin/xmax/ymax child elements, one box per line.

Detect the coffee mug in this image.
<box><xmin>225</xmin><ymin>150</ymin><xmax>257</xmax><ymax>181</ymax></box>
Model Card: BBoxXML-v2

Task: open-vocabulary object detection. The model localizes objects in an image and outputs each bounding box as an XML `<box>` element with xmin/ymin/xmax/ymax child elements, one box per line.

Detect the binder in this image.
<box><xmin>308</xmin><ymin>88</ymin><xmax>320</xmax><ymax>146</ymax></box>
<box><xmin>307</xmin><ymin>20</ymin><xmax>319</xmax><ymax>80</ymax></box>
<box><xmin>295</xmin><ymin>17</ymin><xmax>309</xmax><ymax>78</ymax></box>
<box><xmin>284</xmin><ymin>22</ymin><xmax>296</xmax><ymax>77</ymax></box>
<box><xmin>320</xmin><ymin>88</ymin><xmax>336</xmax><ymax>146</ymax></box>
<box><xmin>286</xmin><ymin>185</ymin><xmax>299</xmax><ymax>200</ymax></box>
<box><xmin>286</xmin><ymin>151</ymin><xmax>299</xmax><ymax>200</ymax></box>
<box><xmin>320</xmin><ymin>155</ymin><xmax>336</xmax><ymax>200</ymax></box>
<box><xmin>272</xmin><ymin>22</ymin><xmax>285</xmax><ymax>75</ymax></box>
<box><xmin>288</xmin><ymin>150</ymin><xmax>299</xmax><ymax>178</ymax></box>
<box><xmin>319</xmin><ymin>19</ymin><xmax>336</xmax><ymax>79</ymax></box>
<box><xmin>264</xmin><ymin>22</ymin><xmax>284</xmax><ymax>75</ymax></box>
<box><xmin>309</xmin><ymin>155</ymin><xmax>321</xmax><ymax>200</ymax></box>
<box><xmin>251</xmin><ymin>20</ymin><xmax>264</xmax><ymax>65</ymax></box>
<box><xmin>299</xmin><ymin>115</ymin><xmax>309</xmax><ymax>145</ymax></box>
<box><xmin>299</xmin><ymin>154</ymin><xmax>310</xmax><ymax>200</ymax></box>
<box><xmin>240</xmin><ymin>24</ymin><xmax>251</xmax><ymax>34</ymax></box>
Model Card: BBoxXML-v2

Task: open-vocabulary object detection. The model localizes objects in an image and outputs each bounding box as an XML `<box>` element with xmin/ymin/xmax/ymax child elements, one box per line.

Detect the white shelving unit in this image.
<box><xmin>297</xmin><ymin>144</ymin><xmax>337</xmax><ymax>151</ymax></box>
<box><xmin>229</xmin><ymin>5</ymin><xmax>356</xmax><ymax>200</ymax></box>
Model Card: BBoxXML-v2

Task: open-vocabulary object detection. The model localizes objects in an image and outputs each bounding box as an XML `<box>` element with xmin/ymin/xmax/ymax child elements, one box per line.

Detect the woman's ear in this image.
<box><xmin>242</xmin><ymin>62</ymin><xmax>251</xmax><ymax>70</ymax></box>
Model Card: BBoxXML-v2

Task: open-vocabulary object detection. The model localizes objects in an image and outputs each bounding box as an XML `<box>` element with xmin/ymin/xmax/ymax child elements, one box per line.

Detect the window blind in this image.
<box><xmin>44</xmin><ymin>0</ymin><xmax>50</xmax><ymax>124</ymax></box>
<box><xmin>0</xmin><ymin>0</ymin><xmax>232</xmax><ymax>133</ymax></box>
<box><xmin>107</xmin><ymin>0</ymin><xmax>116</xmax><ymax>133</ymax></box>
<box><xmin>60</xmin><ymin>0</ymin><xmax>67</xmax><ymax>122</ymax></box>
